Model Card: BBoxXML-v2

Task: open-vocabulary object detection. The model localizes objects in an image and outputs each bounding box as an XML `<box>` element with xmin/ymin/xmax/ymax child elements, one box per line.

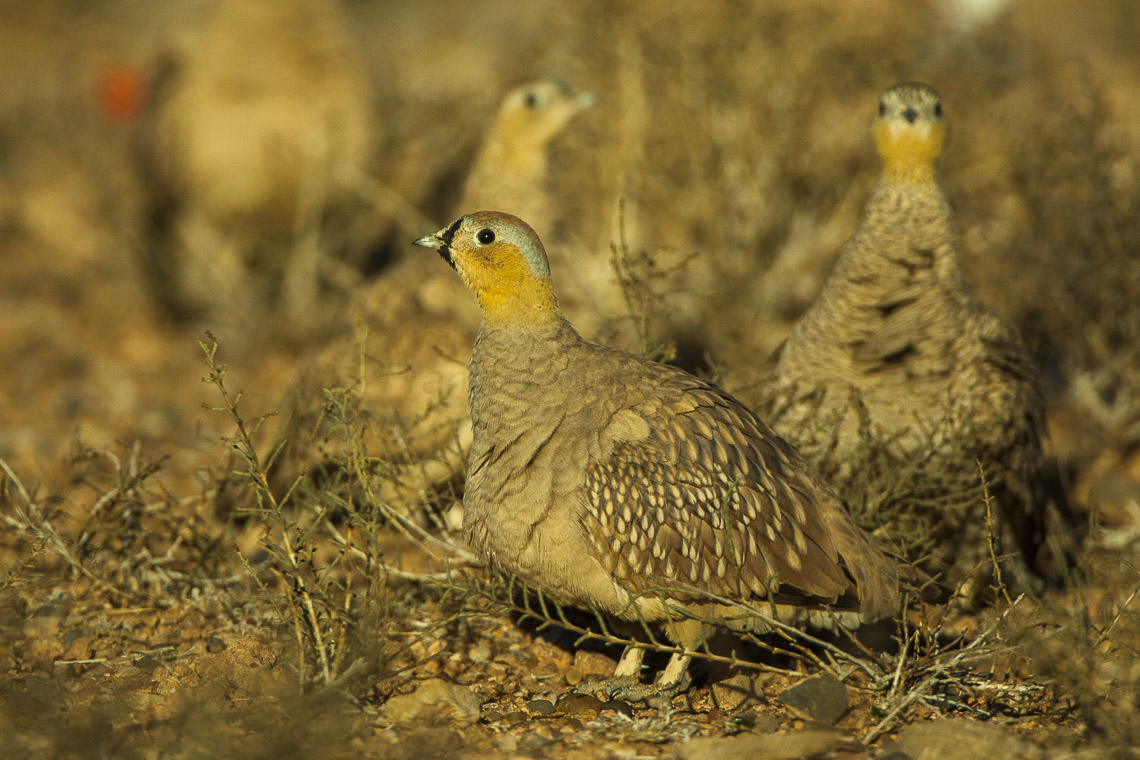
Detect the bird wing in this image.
<box><xmin>576</xmin><ymin>368</ymin><xmax>866</xmax><ymax>611</ymax></box>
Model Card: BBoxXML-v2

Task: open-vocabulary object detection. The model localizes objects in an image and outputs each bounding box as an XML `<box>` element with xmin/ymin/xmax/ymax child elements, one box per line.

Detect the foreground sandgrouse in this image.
<box><xmin>758</xmin><ymin>83</ymin><xmax>1061</xmax><ymax>592</ymax></box>
<box><xmin>134</xmin><ymin>0</ymin><xmax>376</xmax><ymax>339</ymax></box>
<box><xmin>414</xmin><ymin>211</ymin><xmax>901</xmax><ymax>696</ymax></box>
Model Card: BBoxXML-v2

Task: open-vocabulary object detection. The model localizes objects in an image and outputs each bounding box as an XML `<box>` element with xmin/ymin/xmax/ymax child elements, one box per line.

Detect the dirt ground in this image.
<box><xmin>2</xmin><ymin>0</ymin><xmax>1140</xmax><ymax>757</ymax></box>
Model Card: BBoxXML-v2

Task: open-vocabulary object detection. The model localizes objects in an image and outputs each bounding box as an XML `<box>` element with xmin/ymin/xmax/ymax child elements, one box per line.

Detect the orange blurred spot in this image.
<box><xmin>99</xmin><ymin>64</ymin><xmax>145</xmax><ymax>123</ymax></box>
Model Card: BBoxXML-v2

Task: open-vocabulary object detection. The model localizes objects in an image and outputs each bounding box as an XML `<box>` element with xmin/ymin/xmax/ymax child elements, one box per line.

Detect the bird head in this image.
<box><xmin>491</xmin><ymin>80</ymin><xmax>597</xmax><ymax>151</ymax></box>
<box><xmin>413</xmin><ymin>211</ymin><xmax>560</xmax><ymax>327</ymax></box>
<box><xmin>873</xmin><ymin>82</ymin><xmax>945</xmax><ymax>184</ymax></box>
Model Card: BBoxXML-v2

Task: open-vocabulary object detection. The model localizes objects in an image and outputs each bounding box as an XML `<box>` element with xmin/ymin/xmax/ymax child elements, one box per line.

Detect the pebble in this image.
<box><xmin>526</xmin><ymin>698</ymin><xmax>556</xmax><ymax>715</ymax></box>
<box><xmin>600</xmin><ymin>699</ymin><xmax>634</xmax><ymax>719</ymax></box>
<box><xmin>678</xmin><ymin>729</ymin><xmax>849</xmax><ymax>760</ymax></box>
<box><xmin>777</xmin><ymin>674</ymin><xmax>849</xmax><ymax>724</ymax></box>
<box><xmin>555</xmin><ymin>692</ymin><xmax>603</xmax><ymax>718</ymax></box>
<box><xmin>895</xmin><ymin>718</ymin><xmax>1042</xmax><ymax>760</ymax></box>
<box><xmin>711</xmin><ymin>672</ymin><xmax>761</xmax><ymax>711</ymax></box>
<box><xmin>382</xmin><ymin>678</ymin><xmax>482</xmax><ymax>727</ymax></box>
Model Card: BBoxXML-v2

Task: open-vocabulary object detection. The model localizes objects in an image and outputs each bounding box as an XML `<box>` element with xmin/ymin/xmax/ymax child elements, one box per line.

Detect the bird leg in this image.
<box><xmin>655</xmin><ymin>651</ymin><xmax>693</xmax><ymax>691</ymax></box>
<box><xmin>574</xmin><ymin>644</ymin><xmax>643</xmax><ymax>696</ymax></box>
<box><xmin>612</xmin><ymin>644</ymin><xmax>646</xmax><ymax>678</ymax></box>
<box><xmin>578</xmin><ymin>649</ymin><xmax>693</xmax><ymax>704</ymax></box>
<box><xmin>607</xmin><ymin>650</ymin><xmax>693</xmax><ymax>703</ymax></box>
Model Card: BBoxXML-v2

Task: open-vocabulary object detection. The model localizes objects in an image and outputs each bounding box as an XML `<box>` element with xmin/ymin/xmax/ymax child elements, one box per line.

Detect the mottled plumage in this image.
<box><xmin>758</xmin><ymin>83</ymin><xmax>1059</xmax><ymax>590</ymax></box>
<box><xmin>415</xmin><ymin>211</ymin><xmax>900</xmax><ymax>695</ymax></box>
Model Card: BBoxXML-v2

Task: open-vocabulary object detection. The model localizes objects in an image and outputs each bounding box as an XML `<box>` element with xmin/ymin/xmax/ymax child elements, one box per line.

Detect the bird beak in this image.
<box><xmin>412</xmin><ymin>233</ymin><xmax>443</xmax><ymax>251</ymax></box>
<box><xmin>413</xmin><ymin>228</ymin><xmax>456</xmax><ymax>270</ymax></box>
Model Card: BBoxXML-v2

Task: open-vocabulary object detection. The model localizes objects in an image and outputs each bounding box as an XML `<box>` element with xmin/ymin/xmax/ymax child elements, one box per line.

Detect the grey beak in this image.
<box><xmin>413</xmin><ymin>233</ymin><xmax>443</xmax><ymax>250</ymax></box>
<box><xmin>414</xmin><ymin>226</ymin><xmax>458</xmax><ymax>271</ymax></box>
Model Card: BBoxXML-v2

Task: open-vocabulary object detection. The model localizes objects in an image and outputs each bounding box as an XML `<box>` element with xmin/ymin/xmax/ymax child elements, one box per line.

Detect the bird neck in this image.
<box><xmin>466</xmin><ymin>263</ymin><xmax>563</xmax><ymax>330</ymax></box>
<box><xmin>873</xmin><ymin>123</ymin><xmax>943</xmax><ymax>186</ymax></box>
<box><xmin>477</xmin><ymin>127</ymin><xmax>549</xmax><ymax>179</ymax></box>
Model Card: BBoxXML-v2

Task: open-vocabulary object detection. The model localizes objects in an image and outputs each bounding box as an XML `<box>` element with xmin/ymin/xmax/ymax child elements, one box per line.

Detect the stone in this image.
<box><xmin>678</xmin><ymin>729</ymin><xmax>849</xmax><ymax>760</ymax></box>
<box><xmin>526</xmin><ymin>698</ymin><xmax>556</xmax><ymax>715</ymax></box>
<box><xmin>896</xmin><ymin>718</ymin><xmax>1041</xmax><ymax>760</ymax></box>
<box><xmin>711</xmin><ymin>672</ymin><xmax>762</xmax><ymax>711</ymax></box>
<box><xmin>382</xmin><ymin>678</ymin><xmax>482</xmax><ymax>726</ymax></box>
<box><xmin>600</xmin><ymin>699</ymin><xmax>634</xmax><ymax>719</ymax></box>
<box><xmin>570</xmin><ymin>649</ymin><xmax>617</xmax><ymax>682</ymax></box>
<box><xmin>778</xmin><ymin>674</ymin><xmax>849</xmax><ymax>724</ymax></box>
<box><xmin>555</xmin><ymin>692</ymin><xmax>603</xmax><ymax>718</ymax></box>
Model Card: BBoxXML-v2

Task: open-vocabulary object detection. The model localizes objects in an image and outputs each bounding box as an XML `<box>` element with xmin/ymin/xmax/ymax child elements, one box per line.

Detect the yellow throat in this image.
<box><xmin>874</xmin><ymin>120</ymin><xmax>945</xmax><ymax>185</ymax></box>
<box><xmin>462</xmin><ymin>249</ymin><xmax>561</xmax><ymax>329</ymax></box>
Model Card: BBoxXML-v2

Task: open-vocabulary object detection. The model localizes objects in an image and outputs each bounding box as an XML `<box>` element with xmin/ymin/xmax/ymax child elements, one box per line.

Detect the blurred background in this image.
<box><xmin>1</xmin><ymin>0</ymin><xmax>1138</xmax><ymax>524</ymax></box>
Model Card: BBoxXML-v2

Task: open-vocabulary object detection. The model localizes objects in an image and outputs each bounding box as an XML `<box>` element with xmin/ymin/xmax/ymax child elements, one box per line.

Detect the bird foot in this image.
<box><xmin>577</xmin><ymin>671</ymin><xmax>692</xmax><ymax>705</ymax></box>
<box><xmin>573</xmin><ymin>674</ymin><xmax>639</xmax><ymax>699</ymax></box>
<box><xmin>606</xmin><ymin>674</ymin><xmax>693</xmax><ymax>706</ymax></box>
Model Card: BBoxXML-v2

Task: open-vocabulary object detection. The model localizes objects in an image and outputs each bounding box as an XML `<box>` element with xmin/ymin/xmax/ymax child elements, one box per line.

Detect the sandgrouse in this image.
<box><xmin>414</xmin><ymin>211</ymin><xmax>901</xmax><ymax>696</ymax></box>
<box><xmin>758</xmin><ymin>83</ymin><xmax>1061</xmax><ymax>593</ymax></box>
<box><xmin>134</xmin><ymin>0</ymin><xmax>377</xmax><ymax>340</ymax></box>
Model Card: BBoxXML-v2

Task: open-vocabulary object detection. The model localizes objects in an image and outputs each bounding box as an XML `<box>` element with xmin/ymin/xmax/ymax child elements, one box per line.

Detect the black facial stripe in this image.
<box><xmin>440</xmin><ymin>217</ymin><xmax>464</xmax><ymax>245</ymax></box>
<box><xmin>436</xmin><ymin>218</ymin><xmax>464</xmax><ymax>269</ymax></box>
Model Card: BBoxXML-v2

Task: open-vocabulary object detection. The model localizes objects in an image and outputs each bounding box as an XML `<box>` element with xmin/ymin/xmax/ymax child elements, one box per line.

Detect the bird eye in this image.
<box><xmin>476</xmin><ymin>228</ymin><xmax>496</xmax><ymax>245</ymax></box>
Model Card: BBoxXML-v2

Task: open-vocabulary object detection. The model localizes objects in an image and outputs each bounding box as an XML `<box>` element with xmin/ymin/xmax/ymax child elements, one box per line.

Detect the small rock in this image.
<box><xmin>729</xmin><ymin>710</ymin><xmax>779</xmax><ymax>733</ymax></box>
<box><xmin>678</xmin><ymin>729</ymin><xmax>849</xmax><ymax>760</ymax></box>
<box><xmin>572</xmin><ymin>649</ymin><xmax>616</xmax><ymax>679</ymax></box>
<box><xmin>600</xmin><ymin>699</ymin><xmax>634</xmax><ymax>719</ymax></box>
<box><xmin>468</xmin><ymin>644</ymin><xmax>492</xmax><ymax>663</ymax></box>
<box><xmin>778</xmin><ymin>674</ymin><xmax>848</xmax><ymax>724</ymax></box>
<box><xmin>711</xmin><ymin>672</ymin><xmax>761</xmax><ymax>711</ymax></box>
<box><xmin>897</xmin><ymin>718</ymin><xmax>1041</xmax><ymax>760</ymax></box>
<box><xmin>382</xmin><ymin>678</ymin><xmax>482</xmax><ymax>726</ymax></box>
<box><xmin>527</xmin><ymin>698</ymin><xmax>556</xmax><ymax>715</ymax></box>
<box><xmin>555</xmin><ymin>692</ymin><xmax>603</xmax><ymax>718</ymax></box>
<box><xmin>484</xmin><ymin>708</ymin><xmax>528</xmax><ymax>727</ymax></box>
<box><xmin>522</xmin><ymin>731</ymin><xmax>555</xmax><ymax>749</ymax></box>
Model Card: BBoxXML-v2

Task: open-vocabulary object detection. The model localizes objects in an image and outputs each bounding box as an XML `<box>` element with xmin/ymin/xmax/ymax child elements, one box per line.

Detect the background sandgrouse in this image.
<box><xmin>755</xmin><ymin>83</ymin><xmax>1068</xmax><ymax>596</ymax></box>
<box><xmin>134</xmin><ymin>0</ymin><xmax>379</xmax><ymax>343</ymax></box>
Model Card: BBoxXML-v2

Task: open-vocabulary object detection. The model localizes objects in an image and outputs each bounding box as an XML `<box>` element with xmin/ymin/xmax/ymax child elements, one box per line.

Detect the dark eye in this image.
<box><xmin>524</xmin><ymin>91</ymin><xmax>539</xmax><ymax>109</ymax></box>
<box><xmin>933</xmin><ymin>101</ymin><xmax>942</xmax><ymax>117</ymax></box>
<box><xmin>476</xmin><ymin>228</ymin><xmax>496</xmax><ymax>245</ymax></box>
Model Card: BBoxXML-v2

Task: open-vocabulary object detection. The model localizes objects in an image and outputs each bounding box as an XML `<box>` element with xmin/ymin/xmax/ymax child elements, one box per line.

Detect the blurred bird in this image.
<box><xmin>460</xmin><ymin>80</ymin><xmax>596</xmax><ymax>240</ymax></box>
<box><xmin>134</xmin><ymin>0</ymin><xmax>378</xmax><ymax>341</ymax></box>
<box><xmin>756</xmin><ymin>83</ymin><xmax>1066</xmax><ymax>595</ymax></box>
<box><xmin>415</xmin><ymin>211</ymin><xmax>901</xmax><ymax>698</ymax></box>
